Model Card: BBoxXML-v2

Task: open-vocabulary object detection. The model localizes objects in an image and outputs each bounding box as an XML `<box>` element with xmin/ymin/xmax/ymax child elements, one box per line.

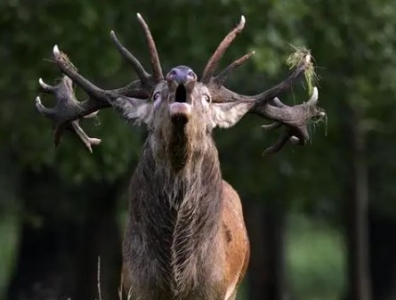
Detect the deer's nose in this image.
<box><xmin>166</xmin><ymin>66</ymin><xmax>197</xmax><ymax>85</ymax></box>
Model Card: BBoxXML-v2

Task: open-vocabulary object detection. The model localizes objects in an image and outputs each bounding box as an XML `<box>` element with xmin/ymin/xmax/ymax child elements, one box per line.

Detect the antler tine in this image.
<box><xmin>251</xmin><ymin>52</ymin><xmax>312</xmax><ymax>105</ymax></box>
<box><xmin>39</xmin><ymin>78</ymin><xmax>55</xmax><ymax>92</ymax></box>
<box><xmin>110</xmin><ymin>31</ymin><xmax>151</xmax><ymax>85</ymax></box>
<box><xmin>136</xmin><ymin>13</ymin><xmax>163</xmax><ymax>83</ymax></box>
<box><xmin>214</xmin><ymin>51</ymin><xmax>255</xmax><ymax>86</ymax></box>
<box><xmin>258</xmin><ymin>87</ymin><xmax>325</xmax><ymax>154</ymax></box>
<box><xmin>201</xmin><ymin>15</ymin><xmax>246</xmax><ymax>84</ymax></box>
<box><xmin>35</xmin><ymin>75</ymin><xmax>107</xmax><ymax>152</ymax></box>
<box><xmin>207</xmin><ymin>48</ymin><xmax>323</xmax><ymax>154</ymax></box>
<box><xmin>52</xmin><ymin>45</ymin><xmax>112</xmax><ymax>102</ymax></box>
<box><xmin>53</xmin><ymin>119</ymin><xmax>101</xmax><ymax>153</ymax></box>
<box><xmin>210</xmin><ymin>51</ymin><xmax>312</xmax><ymax>104</ymax></box>
<box><xmin>262</xmin><ymin>129</ymin><xmax>291</xmax><ymax>155</ymax></box>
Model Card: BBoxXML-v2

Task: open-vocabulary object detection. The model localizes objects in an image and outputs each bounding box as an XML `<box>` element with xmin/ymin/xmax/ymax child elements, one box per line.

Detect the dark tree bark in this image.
<box><xmin>7</xmin><ymin>168</ymin><xmax>122</xmax><ymax>300</ymax></box>
<box><xmin>245</xmin><ymin>198</ymin><xmax>290</xmax><ymax>300</ymax></box>
<box><xmin>344</xmin><ymin>107</ymin><xmax>372</xmax><ymax>300</ymax></box>
<box><xmin>369</xmin><ymin>211</ymin><xmax>396</xmax><ymax>300</ymax></box>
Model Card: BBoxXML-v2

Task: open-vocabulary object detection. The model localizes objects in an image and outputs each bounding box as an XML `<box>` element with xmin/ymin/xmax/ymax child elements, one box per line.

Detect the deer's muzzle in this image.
<box><xmin>167</xmin><ymin>65</ymin><xmax>197</xmax><ymax>86</ymax></box>
<box><xmin>167</xmin><ymin>66</ymin><xmax>197</xmax><ymax>98</ymax></box>
<box><xmin>167</xmin><ymin>66</ymin><xmax>197</xmax><ymax>122</ymax></box>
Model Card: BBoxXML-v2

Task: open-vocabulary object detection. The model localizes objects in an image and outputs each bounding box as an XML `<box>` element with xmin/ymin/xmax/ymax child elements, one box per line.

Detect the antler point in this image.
<box><xmin>313</xmin><ymin>86</ymin><xmax>318</xmax><ymax>97</ymax></box>
<box><xmin>290</xmin><ymin>136</ymin><xmax>300</xmax><ymax>144</ymax></box>
<box><xmin>240</xmin><ymin>15</ymin><xmax>246</xmax><ymax>26</ymax></box>
<box><xmin>38</xmin><ymin>78</ymin><xmax>54</xmax><ymax>92</ymax></box>
<box><xmin>53</xmin><ymin>45</ymin><xmax>60</xmax><ymax>56</ymax></box>
<box><xmin>110</xmin><ymin>30</ymin><xmax>118</xmax><ymax>41</ymax></box>
<box><xmin>89</xmin><ymin>138</ymin><xmax>102</xmax><ymax>145</ymax></box>
<box><xmin>308</xmin><ymin>86</ymin><xmax>319</xmax><ymax>104</ymax></box>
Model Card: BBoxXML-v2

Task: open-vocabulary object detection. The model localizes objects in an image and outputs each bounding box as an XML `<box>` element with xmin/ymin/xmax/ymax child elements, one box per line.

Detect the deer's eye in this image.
<box><xmin>153</xmin><ymin>92</ymin><xmax>161</xmax><ymax>101</ymax></box>
<box><xmin>203</xmin><ymin>94</ymin><xmax>211</xmax><ymax>103</ymax></box>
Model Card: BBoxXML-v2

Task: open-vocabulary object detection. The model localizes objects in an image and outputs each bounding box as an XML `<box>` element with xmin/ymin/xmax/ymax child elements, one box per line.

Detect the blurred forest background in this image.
<box><xmin>1</xmin><ymin>0</ymin><xmax>396</xmax><ymax>300</ymax></box>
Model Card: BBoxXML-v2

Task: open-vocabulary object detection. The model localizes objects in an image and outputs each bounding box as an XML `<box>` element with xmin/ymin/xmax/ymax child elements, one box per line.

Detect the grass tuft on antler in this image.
<box><xmin>286</xmin><ymin>47</ymin><xmax>317</xmax><ymax>96</ymax></box>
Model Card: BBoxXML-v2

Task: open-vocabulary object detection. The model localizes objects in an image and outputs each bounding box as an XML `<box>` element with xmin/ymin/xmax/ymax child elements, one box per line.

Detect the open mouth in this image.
<box><xmin>175</xmin><ymin>84</ymin><xmax>187</xmax><ymax>103</ymax></box>
<box><xmin>170</xmin><ymin>84</ymin><xmax>191</xmax><ymax>123</ymax></box>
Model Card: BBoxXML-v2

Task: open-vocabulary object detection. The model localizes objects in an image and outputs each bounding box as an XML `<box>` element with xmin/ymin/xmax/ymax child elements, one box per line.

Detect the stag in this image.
<box><xmin>35</xmin><ymin>14</ymin><xmax>324</xmax><ymax>300</ymax></box>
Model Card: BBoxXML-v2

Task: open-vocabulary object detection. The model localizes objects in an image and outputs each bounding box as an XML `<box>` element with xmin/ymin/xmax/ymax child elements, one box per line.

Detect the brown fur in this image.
<box><xmin>220</xmin><ymin>181</ymin><xmax>250</xmax><ymax>300</ymax></box>
<box><xmin>122</xmin><ymin>180</ymin><xmax>249</xmax><ymax>300</ymax></box>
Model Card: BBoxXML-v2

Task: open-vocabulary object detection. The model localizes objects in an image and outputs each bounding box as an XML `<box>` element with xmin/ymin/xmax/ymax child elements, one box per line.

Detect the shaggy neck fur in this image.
<box><xmin>125</xmin><ymin>124</ymin><xmax>223</xmax><ymax>299</ymax></box>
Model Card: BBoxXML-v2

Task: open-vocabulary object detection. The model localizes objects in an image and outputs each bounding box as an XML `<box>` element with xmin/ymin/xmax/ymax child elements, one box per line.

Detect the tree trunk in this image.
<box><xmin>245</xmin><ymin>198</ymin><xmax>290</xmax><ymax>300</ymax></box>
<box><xmin>369</xmin><ymin>211</ymin><xmax>396</xmax><ymax>300</ymax></box>
<box><xmin>7</xmin><ymin>168</ymin><xmax>122</xmax><ymax>300</ymax></box>
<box><xmin>344</xmin><ymin>107</ymin><xmax>372</xmax><ymax>300</ymax></box>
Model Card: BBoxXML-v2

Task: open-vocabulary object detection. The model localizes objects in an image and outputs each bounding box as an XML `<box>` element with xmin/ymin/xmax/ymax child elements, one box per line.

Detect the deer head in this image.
<box><xmin>36</xmin><ymin>14</ymin><xmax>325</xmax><ymax>167</ymax></box>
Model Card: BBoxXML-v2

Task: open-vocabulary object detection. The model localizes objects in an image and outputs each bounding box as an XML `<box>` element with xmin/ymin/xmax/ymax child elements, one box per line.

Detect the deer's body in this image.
<box><xmin>122</xmin><ymin>124</ymin><xmax>249</xmax><ymax>300</ymax></box>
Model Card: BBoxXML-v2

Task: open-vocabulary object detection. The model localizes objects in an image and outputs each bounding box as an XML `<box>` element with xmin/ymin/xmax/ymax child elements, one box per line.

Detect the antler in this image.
<box><xmin>36</xmin><ymin>14</ymin><xmax>162</xmax><ymax>152</ymax></box>
<box><xmin>202</xmin><ymin>16</ymin><xmax>325</xmax><ymax>154</ymax></box>
<box><xmin>201</xmin><ymin>16</ymin><xmax>247</xmax><ymax>83</ymax></box>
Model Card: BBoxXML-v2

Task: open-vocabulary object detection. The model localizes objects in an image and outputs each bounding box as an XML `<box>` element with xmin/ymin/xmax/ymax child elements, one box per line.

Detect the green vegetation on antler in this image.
<box><xmin>286</xmin><ymin>48</ymin><xmax>317</xmax><ymax>96</ymax></box>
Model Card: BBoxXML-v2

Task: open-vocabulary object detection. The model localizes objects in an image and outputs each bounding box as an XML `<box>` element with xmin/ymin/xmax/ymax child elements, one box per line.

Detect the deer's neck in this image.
<box><xmin>127</xmin><ymin>136</ymin><xmax>223</xmax><ymax>296</ymax></box>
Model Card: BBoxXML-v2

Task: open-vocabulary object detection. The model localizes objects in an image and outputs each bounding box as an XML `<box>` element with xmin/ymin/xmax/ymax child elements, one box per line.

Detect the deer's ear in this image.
<box><xmin>112</xmin><ymin>96</ymin><xmax>153</xmax><ymax>125</ymax></box>
<box><xmin>210</xmin><ymin>102</ymin><xmax>252</xmax><ymax>128</ymax></box>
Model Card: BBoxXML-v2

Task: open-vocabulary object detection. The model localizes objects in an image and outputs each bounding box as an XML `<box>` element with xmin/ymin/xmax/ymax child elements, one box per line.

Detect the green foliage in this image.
<box><xmin>0</xmin><ymin>214</ymin><xmax>18</xmax><ymax>297</ymax></box>
<box><xmin>2</xmin><ymin>0</ymin><xmax>396</xmax><ymax>297</ymax></box>
<box><xmin>287</xmin><ymin>214</ymin><xmax>346</xmax><ymax>300</ymax></box>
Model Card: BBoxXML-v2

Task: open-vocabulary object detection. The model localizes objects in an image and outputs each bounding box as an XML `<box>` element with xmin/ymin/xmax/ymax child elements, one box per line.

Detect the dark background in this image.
<box><xmin>1</xmin><ymin>0</ymin><xmax>396</xmax><ymax>300</ymax></box>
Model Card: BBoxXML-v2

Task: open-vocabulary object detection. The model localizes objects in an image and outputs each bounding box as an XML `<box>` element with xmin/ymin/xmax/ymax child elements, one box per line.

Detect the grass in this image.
<box><xmin>286</xmin><ymin>214</ymin><xmax>346</xmax><ymax>300</ymax></box>
<box><xmin>235</xmin><ymin>213</ymin><xmax>346</xmax><ymax>300</ymax></box>
<box><xmin>0</xmin><ymin>214</ymin><xmax>19</xmax><ymax>298</ymax></box>
<box><xmin>286</xmin><ymin>47</ymin><xmax>317</xmax><ymax>96</ymax></box>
